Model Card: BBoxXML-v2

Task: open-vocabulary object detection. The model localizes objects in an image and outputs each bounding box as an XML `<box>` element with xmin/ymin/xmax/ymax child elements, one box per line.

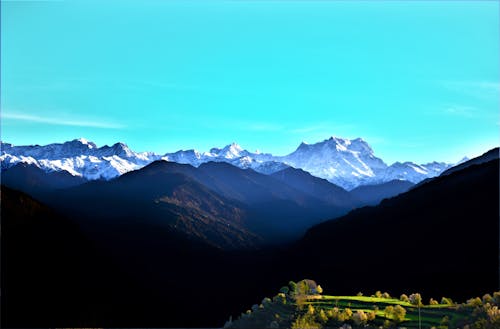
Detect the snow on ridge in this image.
<box><xmin>1</xmin><ymin>137</ymin><xmax>453</xmax><ymax>188</ymax></box>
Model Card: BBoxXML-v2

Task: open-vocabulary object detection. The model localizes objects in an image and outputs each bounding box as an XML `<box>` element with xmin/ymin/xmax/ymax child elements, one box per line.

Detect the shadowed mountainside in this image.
<box><xmin>291</xmin><ymin>158</ymin><xmax>499</xmax><ymax>300</ymax></box>
<box><xmin>350</xmin><ymin>179</ymin><xmax>414</xmax><ymax>206</ymax></box>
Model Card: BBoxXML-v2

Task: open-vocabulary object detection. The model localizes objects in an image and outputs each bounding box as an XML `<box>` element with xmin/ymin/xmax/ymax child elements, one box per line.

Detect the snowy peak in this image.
<box><xmin>74</xmin><ymin>137</ymin><xmax>97</xmax><ymax>148</ymax></box>
<box><xmin>282</xmin><ymin>136</ymin><xmax>388</xmax><ymax>189</ymax></box>
<box><xmin>217</xmin><ymin>142</ymin><xmax>245</xmax><ymax>159</ymax></box>
<box><xmin>0</xmin><ymin>139</ymin><xmax>161</xmax><ymax>180</ymax></box>
<box><xmin>1</xmin><ymin>136</ymin><xmax>456</xmax><ymax>189</ymax></box>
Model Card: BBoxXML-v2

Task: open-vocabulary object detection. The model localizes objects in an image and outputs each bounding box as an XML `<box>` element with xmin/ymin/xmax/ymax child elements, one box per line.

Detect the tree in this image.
<box><xmin>429</xmin><ymin>298</ymin><xmax>439</xmax><ymax>305</ymax></box>
<box><xmin>392</xmin><ymin>305</ymin><xmax>406</xmax><ymax>323</ymax></box>
<box><xmin>291</xmin><ymin>314</ymin><xmax>321</xmax><ymax>329</ymax></box>
<box><xmin>384</xmin><ymin>305</ymin><xmax>394</xmax><ymax>319</ymax></box>
<box><xmin>467</xmin><ymin>297</ymin><xmax>483</xmax><ymax>307</ymax></box>
<box><xmin>352</xmin><ymin>310</ymin><xmax>368</xmax><ymax>326</ymax></box>
<box><xmin>316</xmin><ymin>285</ymin><xmax>323</xmax><ymax>294</ymax></box>
<box><xmin>382</xmin><ymin>292</ymin><xmax>391</xmax><ymax>299</ymax></box>
<box><xmin>338</xmin><ymin>308</ymin><xmax>352</xmax><ymax>322</ymax></box>
<box><xmin>375</xmin><ymin>291</ymin><xmax>382</xmax><ymax>298</ymax></box>
<box><xmin>289</xmin><ymin>281</ymin><xmax>297</xmax><ymax>295</ymax></box>
<box><xmin>273</xmin><ymin>293</ymin><xmax>287</xmax><ymax>304</ymax></box>
<box><xmin>441</xmin><ymin>315</ymin><xmax>450</xmax><ymax>328</ymax></box>
<box><xmin>317</xmin><ymin>309</ymin><xmax>328</xmax><ymax>323</ymax></box>
<box><xmin>409</xmin><ymin>293</ymin><xmax>423</xmax><ymax>306</ymax></box>
<box><xmin>296</xmin><ymin>279</ymin><xmax>318</xmax><ymax>296</ymax></box>
<box><xmin>367</xmin><ymin>311</ymin><xmax>376</xmax><ymax>321</ymax></box>
<box><xmin>280</xmin><ymin>286</ymin><xmax>290</xmax><ymax>294</ymax></box>
<box><xmin>328</xmin><ymin>307</ymin><xmax>340</xmax><ymax>321</ymax></box>
<box><xmin>483</xmin><ymin>294</ymin><xmax>494</xmax><ymax>304</ymax></box>
<box><xmin>262</xmin><ymin>297</ymin><xmax>272</xmax><ymax>307</ymax></box>
<box><xmin>441</xmin><ymin>297</ymin><xmax>454</xmax><ymax>305</ymax></box>
<box><xmin>357</xmin><ymin>292</ymin><xmax>363</xmax><ymax>296</ymax></box>
<box><xmin>400</xmin><ymin>294</ymin><xmax>410</xmax><ymax>303</ymax></box>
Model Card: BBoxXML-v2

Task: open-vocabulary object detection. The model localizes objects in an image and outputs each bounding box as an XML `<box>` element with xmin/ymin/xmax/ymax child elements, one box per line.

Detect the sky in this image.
<box><xmin>1</xmin><ymin>0</ymin><xmax>499</xmax><ymax>164</ymax></box>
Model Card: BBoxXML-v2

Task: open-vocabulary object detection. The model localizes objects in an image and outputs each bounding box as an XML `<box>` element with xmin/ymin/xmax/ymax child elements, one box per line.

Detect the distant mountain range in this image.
<box><xmin>1</xmin><ymin>136</ymin><xmax>458</xmax><ymax>189</ymax></box>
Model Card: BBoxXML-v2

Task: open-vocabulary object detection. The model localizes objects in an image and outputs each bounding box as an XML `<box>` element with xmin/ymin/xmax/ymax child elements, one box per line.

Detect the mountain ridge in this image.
<box><xmin>1</xmin><ymin>137</ymin><xmax>457</xmax><ymax>189</ymax></box>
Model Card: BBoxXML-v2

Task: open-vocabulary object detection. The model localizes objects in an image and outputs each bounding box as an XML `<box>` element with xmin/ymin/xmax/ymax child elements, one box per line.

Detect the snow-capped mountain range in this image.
<box><xmin>0</xmin><ymin>137</ymin><xmax>457</xmax><ymax>190</ymax></box>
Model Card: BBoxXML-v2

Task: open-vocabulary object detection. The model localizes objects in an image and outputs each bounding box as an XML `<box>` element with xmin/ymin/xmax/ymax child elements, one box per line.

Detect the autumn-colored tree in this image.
<box><xmin>409</xmin><ymin>293</ymin><xmax>423</xmax><ymax>306</ymax></box>
<box><xmin>392</xmin><ymin>305</ymin><xmax>406</xmax><ymax>323</ymax></box>
<box><xmin>352</xmin><ymin>310</ymin><xmax>368</xmax><ymax>326</ymax></box>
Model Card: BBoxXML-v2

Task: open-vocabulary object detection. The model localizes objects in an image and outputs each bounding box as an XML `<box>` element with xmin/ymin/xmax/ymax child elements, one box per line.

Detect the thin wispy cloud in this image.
<box><xmin>440</xmin><ymin>80</ymin><xmax>500</xmax><ymax>99</ymax></box>
<box><xmin>443</xmin><ymin>105</ymin><xmax>479</xmax><ymax>118</ymax></box>
<box><xmin>3</xmin><ymin>112</ymin><xmax>125</xmax><ymax>129</ymax></box>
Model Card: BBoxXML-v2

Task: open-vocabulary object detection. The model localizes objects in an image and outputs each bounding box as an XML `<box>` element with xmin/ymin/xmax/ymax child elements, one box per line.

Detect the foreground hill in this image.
<box><xmin>292</xmin><ymin>157</ymin><xmax>499</xmax><ymax>299</ymax></box>
<box><xmin>226</xmin><ymin>279</ymin><xmax>500</xmax><ymax>329</ymax></box>
<box><xmin>0</xmin><ymin>186</ymin><xmax>147</xmax><ymax>327</ymax></box>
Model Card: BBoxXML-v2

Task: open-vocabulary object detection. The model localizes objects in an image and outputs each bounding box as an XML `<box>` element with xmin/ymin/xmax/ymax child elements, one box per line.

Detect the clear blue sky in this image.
<box><xmin>1</xmin><ymin>0</ymin><xmax>499</xmax><ymax>164</ymax></box>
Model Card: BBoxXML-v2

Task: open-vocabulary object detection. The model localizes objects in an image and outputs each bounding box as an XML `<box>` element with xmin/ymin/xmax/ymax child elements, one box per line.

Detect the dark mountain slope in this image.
<box><xmin>0</xmin><ymin>186</ymin><xmax>145</xmax><ymax>327</ymax></box>
<box><xmin>412</xmin><ymin>147</ymin><xmax>499</xmax><ymax>189</ymax></box>
<box><xmin>350</xmin><ymin>179</ymin><xmax>414</xmax><ymax>206</ymax></box>
<box><xmin>49</xmin><ymin>160</ymin><xmax>351</xmax><ymax>244</ymax></box>
<box><xmin>51</xmin><ymin>163</ymin><xmax>261</xmax><ymax>249</ymax></box>
<box><xmin>441</xmin><ymin>147</ymin><xmax>499</xmax><ymax>176</ymax></box>
<box><xmin>292</xmin><ymin>158</ymin><xmax>499</xmax><ymax>300</ymax></box>
<box><xmin>1</xmin><ymin>162</ymin><xmax>86</xmax><ymax>198</ymax></box>
<box><xmin>271</xmin><ymin>167</ymin><xmax>357</xmax><ymax>207</ymax></box>
<box><xmin>1</xmin><ymin>185</ymin><xmax>288</xmax><ymax>328</ymax></box>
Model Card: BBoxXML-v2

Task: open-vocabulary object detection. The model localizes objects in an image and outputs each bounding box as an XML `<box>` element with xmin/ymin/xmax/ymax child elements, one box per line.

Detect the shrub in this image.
<box><xmin>357</xmin><ymin>292</ymin><xmax>363</xmax><ymax>296</ymax></box>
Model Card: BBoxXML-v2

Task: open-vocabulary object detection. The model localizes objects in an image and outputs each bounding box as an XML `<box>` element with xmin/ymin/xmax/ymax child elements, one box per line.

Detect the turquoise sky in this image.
<box><xmin>1</xmin><ymin>0</ymin><xmax>499</xmax><ymax>164</ymax></box>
